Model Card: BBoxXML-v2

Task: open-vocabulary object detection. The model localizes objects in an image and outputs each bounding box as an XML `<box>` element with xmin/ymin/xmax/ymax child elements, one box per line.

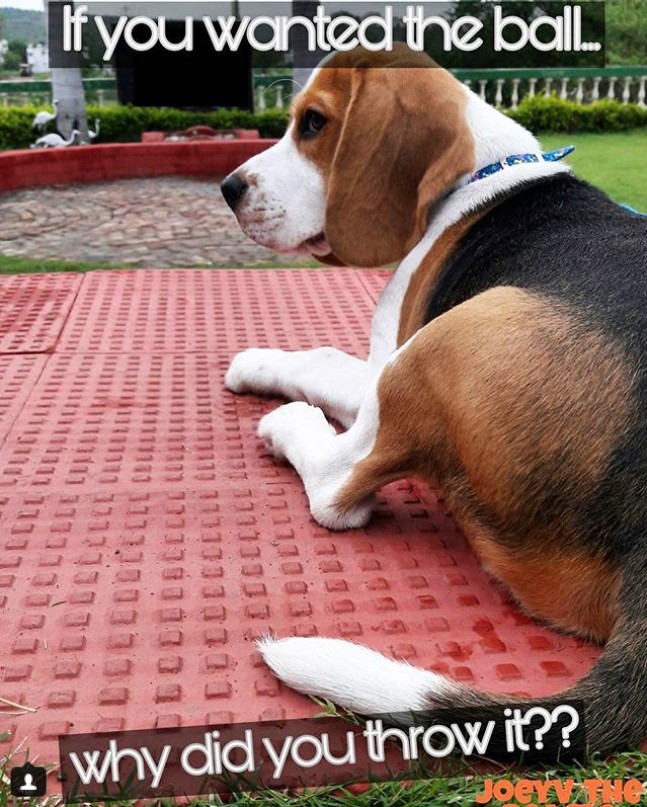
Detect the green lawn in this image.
<box><xmin>542</xmin><ymin>130</ymin><xmax>647</xmax><ymax>210</ymax></box>
<box><xmin>0</xmin><ymin>254</ymin><xmax>99</xmax><ymax>275</ymax></box>
<box><xmin>2</xmin><ymin>739</ymin><xmax>647</xmax><ymax>807</ymax></box>
<box><xmin>0</xmin><ymin>130</ymin><xmax>644</xmax><ymax>276</ymax></box>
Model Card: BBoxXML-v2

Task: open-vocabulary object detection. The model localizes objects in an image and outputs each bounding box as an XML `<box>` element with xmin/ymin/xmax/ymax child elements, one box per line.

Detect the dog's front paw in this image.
<box><xmin>225</xmin><ymin>348</ymin><xmax>283</xmax><ymax>395</ymax></box>
<box><xmin>258</xmin><ymin>402</ymin><xmax>335</xmax><ymax>461</ymax></box>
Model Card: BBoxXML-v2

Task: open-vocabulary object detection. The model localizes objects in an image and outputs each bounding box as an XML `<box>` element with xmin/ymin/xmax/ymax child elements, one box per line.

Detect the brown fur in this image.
<box><xmin>468</xmin><ymin>525</ymin><xmax>620</xmax><ymax>641</ymax></box>
<box><xmin>397</xmin><ymin>213</ymin><xmax>484</xmax><ymax>346</ymax></box>
<box><xmin>334</xmin><ymin>286</ymin><xmax>633</xmax><ymax>639</ymax></box>
<box><xmin>290</xmin><ymin>47</ymin><xmax>476</xmax><ymax>266</ymax></box>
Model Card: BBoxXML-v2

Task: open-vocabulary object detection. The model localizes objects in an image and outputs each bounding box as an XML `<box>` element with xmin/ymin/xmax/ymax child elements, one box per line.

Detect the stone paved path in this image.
<box><xmin>0</xmin><ymin>177</ymin><xmax>297</xmax><ymax>267</ymax></box>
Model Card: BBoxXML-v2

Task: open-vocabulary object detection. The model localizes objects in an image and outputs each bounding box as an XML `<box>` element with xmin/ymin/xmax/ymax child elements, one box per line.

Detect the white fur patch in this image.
<box><xmin>257</xmin><ymin>395</ymin><xmax>379</xmax><ymax>530</ymax></box>
<box><xmin>228</xmin><ymin>123</ymin><xmax>326</xmax><ymax>253</ymax></box>
<box><xmin>225</xmin><ymin>346</ymin><xmax>371</xmax><ymax>429</ymax></box>
<box><xmin>258</xmin><ymin>636</ymin><xmax>457</xmax><ymax>714</ymax></box>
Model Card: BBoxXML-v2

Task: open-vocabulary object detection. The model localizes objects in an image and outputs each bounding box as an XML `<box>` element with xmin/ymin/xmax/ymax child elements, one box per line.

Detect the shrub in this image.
<box><xmin>1</xmin><ymin>96</ymin><xmax>645</xmax><ymax>152</ymax></box>
<box><xmin>508</xmin><ymin>95</ymin><xmax>647</xmax><ymax>133</ymax></box>
<box><xmin>91</xmin><ymin>105</ymin><xmax>289</xmax><ymax>141</ymax></box>
<box><xmin>0</xmin><ymin>106</ymin><xmax>35</xmax><ymax>151</ymax></box>
<box><xmin>0</xmin><ymin>105</ymin><xmax>290</xmax><ymax>151</ymax></box>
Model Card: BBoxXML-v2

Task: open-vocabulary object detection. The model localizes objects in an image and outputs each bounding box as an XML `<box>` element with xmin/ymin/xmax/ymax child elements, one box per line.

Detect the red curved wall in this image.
<box><xmin>0</xmin><ymin>139</ymin><xmax>278</xmax><ymax>193</ymax></box>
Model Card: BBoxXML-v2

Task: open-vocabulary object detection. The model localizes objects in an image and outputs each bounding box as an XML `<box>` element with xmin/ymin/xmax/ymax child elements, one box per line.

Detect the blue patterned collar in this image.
<box><xmin>469</xmin><ymin>145</ymin><xmax>575</xmax><ymax>184</ymax></box>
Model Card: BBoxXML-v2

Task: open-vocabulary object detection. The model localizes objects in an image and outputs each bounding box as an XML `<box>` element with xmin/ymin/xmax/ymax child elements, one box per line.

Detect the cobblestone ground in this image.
<box><xmin>0</xmin><ymin>177</ymin><xmax>302</xmax><ymax>267</ymax></box>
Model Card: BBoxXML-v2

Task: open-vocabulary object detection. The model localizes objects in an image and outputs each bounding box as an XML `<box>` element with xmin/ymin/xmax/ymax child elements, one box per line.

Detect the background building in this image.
<box><xmin>26</xmin><ymin>41</ymin><xmax>49</xmax><ymax>73</ymax></box>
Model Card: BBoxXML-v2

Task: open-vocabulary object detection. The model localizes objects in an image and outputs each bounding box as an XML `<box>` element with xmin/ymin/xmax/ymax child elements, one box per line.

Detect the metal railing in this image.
<box><xmin>254</xmin><ymin>66</ymin><xmax>647</xmax><ymax>111</ymax></box>
<box><xmin>254</xmin><ymin>73</ymin><xmax>293</xmax><ymax>111</ymax></box>
<box><xmin>453</xmin><ymin>66</ymin><xmax>647</xmax><ymax>109</ymax></box>
<box><xmin>0</xmin><ymin>77</ymin><xmax>117</xmax><ymax>108</ymax></box>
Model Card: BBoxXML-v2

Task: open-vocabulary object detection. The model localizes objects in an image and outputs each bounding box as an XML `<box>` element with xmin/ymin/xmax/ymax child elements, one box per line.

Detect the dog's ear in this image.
<box><xmin>325</xmin><ymin>67</ymin><xmax>475</xmax><ymax>267</ymax></box>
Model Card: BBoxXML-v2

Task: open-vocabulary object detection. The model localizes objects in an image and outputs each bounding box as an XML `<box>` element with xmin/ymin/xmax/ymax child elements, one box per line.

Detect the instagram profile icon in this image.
<box><xmin>10</xmin><ymin>762</ymin><xmax>47</xmax><ymax>797</ymax></box>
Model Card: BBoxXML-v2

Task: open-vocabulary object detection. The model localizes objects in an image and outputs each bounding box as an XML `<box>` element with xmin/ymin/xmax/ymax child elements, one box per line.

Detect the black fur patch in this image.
<box><xmin>425</xmin><ymin>175</ymin><xmax>647</xmax><ymax>560</ymax></box>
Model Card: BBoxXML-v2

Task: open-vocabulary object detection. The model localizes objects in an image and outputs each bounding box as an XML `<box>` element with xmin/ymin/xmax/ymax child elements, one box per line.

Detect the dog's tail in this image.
<box><xmin>258</xmin><ymin>578</ymin><xmax>647</xmax><ymax>756</ymax></box>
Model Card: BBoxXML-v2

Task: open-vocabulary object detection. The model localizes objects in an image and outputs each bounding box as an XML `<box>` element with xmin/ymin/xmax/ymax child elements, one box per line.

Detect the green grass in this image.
<box><xmin>542</xmin><ymin>130</ymin><xmax>647</xmax><ymax>210</ymax></box>
<box><xmin>0</xmin><ymin>255</ymin><xmax>322</xmax><ymax>275</ymax></box>
<box><xmin>3</xmin><ymin>737</ymin><xmax>647</xmax><ymax>807</ymax></box>
<box><xmin>0</xmin><ymin>254</ymin><xmax>101</xmax><ymax>275</ymax></box>
<box><xmin>1</xmin><ymin>707</ymin><xmax>646</xmax><ymax>806</ymax></box>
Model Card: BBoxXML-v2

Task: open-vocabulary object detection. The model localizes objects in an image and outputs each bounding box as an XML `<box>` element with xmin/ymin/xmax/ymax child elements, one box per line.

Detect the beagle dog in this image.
<box><xmin>221</xmin><ymin>47</ymin><xmax>647</xmax><ymax>755</ymax></box>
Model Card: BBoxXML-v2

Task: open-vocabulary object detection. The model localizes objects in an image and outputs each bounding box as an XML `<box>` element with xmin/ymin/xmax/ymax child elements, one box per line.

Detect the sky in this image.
<box><xmin>0</xmin><ymin>0</ymin><xmax>44</xmax><ymax>9</ymax></box>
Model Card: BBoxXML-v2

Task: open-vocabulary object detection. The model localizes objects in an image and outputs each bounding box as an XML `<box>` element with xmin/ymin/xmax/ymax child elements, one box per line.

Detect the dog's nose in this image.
<box><xmin>221</xmin><ymin>174</ymin><xmax>248</xmax><ymax>211</ymax></box>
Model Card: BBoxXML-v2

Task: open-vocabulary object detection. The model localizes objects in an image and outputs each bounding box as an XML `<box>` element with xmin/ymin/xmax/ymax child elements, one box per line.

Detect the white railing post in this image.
<box><xmin>275</xmin><ymin>85</ymin><xmax>284</xmax><ymax>110</ymax></box>
<box><xmin>592</xmin><ymin>76</ymin><xmax>601</xmax><ymax>101</ymax></box>
<box><xmin>256</xmin><ymin>86</ymin><xmax>266</xmax><ymax>112</ymax></box>
<box><xmin>622</xmin><ymin>76</ymin><xmax>632</xmax><ymax>104</ymax></box>
<box><xmin>97</xmin><ymin>89</ymin><xmax>105</xmax><ymax>107</ymax></box>
<box><xmin>576</xmin><ymin>77</ymin><xmax>585</xmax><ymax>104</ymax></box>
<box><xmin>528</xmin><ymin>77</ymin><xmax>537</xmax><ymax>98</ymax></box>
<box><xmin>607</xmin><ymin>76</ymin><xmax>617</xmax><ymax>100</ymax></box>
<box><xmin>511</xmin><ymin>78</ymin><xmax>520</xmax><ymax>109</ymax></box>
<box><xmin>1</xmin><ymin>93</ymin><xmax>7</xmax><ymax>107</ymax></box>
<box><xmin>495</xmin><ymin>78</ymin><xmax>504</xmax><ymax>106</ymax></box>
<box><xmin>544</xmin><ymin>77</ymin><xmax>553</xmax><ymax>97</ymax></box>
<box><xmin>560</xmin><ymin>77</ymin><xmax>569</xmax><ymax>100</ymax></box>
<box><xmin>479</xmin><ymin>79</ymin><xmax>487</xmax><ymax>101</ymax></box>
<box><xmin>638</xmin><ymin>76</ymin><xmax>646</xmax><ymax>108</ymax></box>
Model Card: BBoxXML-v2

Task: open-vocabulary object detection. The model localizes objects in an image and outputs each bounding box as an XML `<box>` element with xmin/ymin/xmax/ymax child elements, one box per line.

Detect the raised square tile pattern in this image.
<box><xmin>0</xmin><ymin>270</ymin><xmax>599</xmax><ymax>785</ymax></box>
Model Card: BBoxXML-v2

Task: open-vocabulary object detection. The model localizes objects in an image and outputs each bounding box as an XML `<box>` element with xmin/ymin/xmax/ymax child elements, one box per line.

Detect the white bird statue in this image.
<box><xmin>88</xmin><ymin>119</ymin><xmax>100</xmax><ymax>141</ymax></box>
<box><xmin>31</xmin><ymin>129</ymin><xmax>81</xmax><ymax>149</ymax></box>
<box><xmin>32</xmin><ymin>99</ymin><xmax>59</xmax><ymax>132</ymax></box>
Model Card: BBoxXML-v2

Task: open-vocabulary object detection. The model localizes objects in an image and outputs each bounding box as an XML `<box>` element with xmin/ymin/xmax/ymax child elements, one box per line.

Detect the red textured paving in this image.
<box><xmin>0</xmin><ymin>273</ymin><xmax>81</xmax><ymax>353</ymax></box>
<box><xmin>0</xmin><ymin>268</ymin><xmax>600</xmax><ymax>786</ymax></box>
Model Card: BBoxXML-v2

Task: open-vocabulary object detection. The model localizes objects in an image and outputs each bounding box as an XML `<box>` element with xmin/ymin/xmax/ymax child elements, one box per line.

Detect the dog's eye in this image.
<box><xmin>301</xmin><ymin>109</ymin><xmax>327</xmax><ymax>139</ymax></box>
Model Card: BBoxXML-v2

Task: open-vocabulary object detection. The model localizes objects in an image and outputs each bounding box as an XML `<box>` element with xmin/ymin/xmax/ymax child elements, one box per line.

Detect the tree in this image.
<box><xmin>606</xmin><ymin>0</ymin><xmax>647</xmax><ymax>65</ymax></box>
<box><xmin>5</xmin><ymin>39</ymin><xmax>26</xmax><ymax>72</ymax></box>
<box><xmin>48</xmin><ymin>1</ymin><xmax>88</xmax><ymax>140</ymax></box>
<box><xmin>440</xmin><ymin>1</ymin><xmax>605</xmax><ymax>69</ymax></box>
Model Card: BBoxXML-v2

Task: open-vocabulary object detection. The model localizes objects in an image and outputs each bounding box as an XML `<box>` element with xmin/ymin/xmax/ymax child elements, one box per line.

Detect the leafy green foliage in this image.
<box><xmin>0</xmin><ymin>107</ymin><xmax>37</xmax><ymax>150</ymax></box>
<box><xmin>606</xmin><ymin>0</ymin><xmax>647</xmax><ymax>65</ymax></box>
<box><xmin>3</xmin><ymin>97</ymin><xmax>645</xmax><ymax>154</ymax></box>
<box><xmin>0</xmin><ymin>105</ymin><xmax>290</xmax><ymax>150</ymax></box>
<box><xmin>442</xmin><ymin>1</ymin><xmax>605</xmax><ymax>69</ymax></box>
<box><xmin>93</xmin><ymin>105</ymin><xmax>290</xmax><ymax>141</ymax></box>
<box><xmin>3</xmin><ymin>95</ymin><xmax>645</xmax><ymax>154</ymax></box>
<box><xmin>3</xmin><ymin>39</ymin><xmax>26</xmax><ymax>72</ymax></box>
<box><xmin>508</xmin><ymin>96</ymin><xmax>647</xmax><ymax>132</ymax></box>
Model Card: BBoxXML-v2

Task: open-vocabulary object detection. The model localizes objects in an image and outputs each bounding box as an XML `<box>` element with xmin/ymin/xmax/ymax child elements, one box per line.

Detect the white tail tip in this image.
<box><xmin>257</xmin><ymin>635</ymin><xmax>457</xmax><ymax>715</ymax></box>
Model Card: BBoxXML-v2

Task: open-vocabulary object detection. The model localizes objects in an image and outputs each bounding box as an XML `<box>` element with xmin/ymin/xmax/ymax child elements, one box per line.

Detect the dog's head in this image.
<box><xmin>221</xmin><ymin>47</ymin><xmax>476</xmax><ymax>267</ymax></box>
